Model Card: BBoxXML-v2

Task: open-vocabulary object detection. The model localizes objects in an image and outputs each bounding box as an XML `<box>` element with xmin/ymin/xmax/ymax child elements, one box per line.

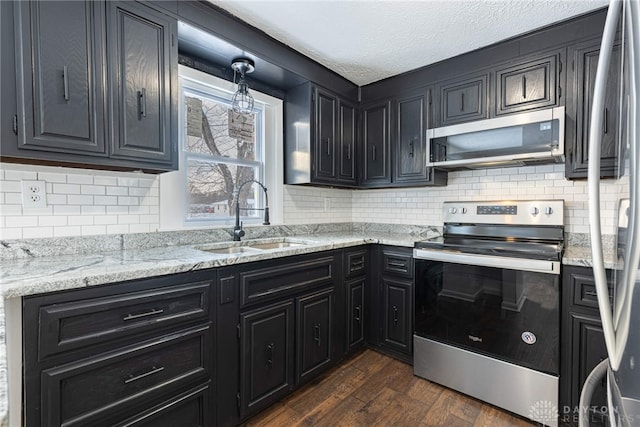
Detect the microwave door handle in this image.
<box><xmin>587</xmin><ymin>0</ymin><xmax>622</xmax><ymax>370</ymax></box>
<box><xmin>426</xmin><ymin>129</ymin><xmax>434</xmax><ymax>165</ymax></box>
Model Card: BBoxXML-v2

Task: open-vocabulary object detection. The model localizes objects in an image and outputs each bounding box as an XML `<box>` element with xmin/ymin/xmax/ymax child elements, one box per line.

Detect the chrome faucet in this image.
<box><xmin>233</xmin><ymin>179</ymin><xmax>270</xmax><ymax>241</ymax></box>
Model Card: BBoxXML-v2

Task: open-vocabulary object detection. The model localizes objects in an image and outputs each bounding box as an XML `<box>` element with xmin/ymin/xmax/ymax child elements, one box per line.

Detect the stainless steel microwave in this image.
<box><xmin>426</xmin><ymin>106</ymin><xmax>565</xmax><ymax>170</ymax></box>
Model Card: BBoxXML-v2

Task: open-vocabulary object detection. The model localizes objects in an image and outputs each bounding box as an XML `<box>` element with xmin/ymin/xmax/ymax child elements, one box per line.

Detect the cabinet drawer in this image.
<box><xmin>569</xmin><ymin>269</ymin><xmax>613</xmax><ymax>310</ymax></box>
<box><xmin>344</xmin><ymin>249</ymin><xmax>367</xmax><ymax>278</ymax></box>
<box><xmin>240</xmin><ymin>256</ymin><xmax>336</xmax><ymax>307</ymax></box>
<box><xmin>38</xmin><ymin>282</ymin><xmax>211</xmax><ymax>359</ymax></box>
<box><xmin>114</xmin><ymin>383</ymin><xmax>212</xmax><ymax>427</ymax></box>
<box><xmin>382</xmin><ymin>249</ymin><xmax>413</xmax><ymax>278</ymax></box>
<box><xmin>41</xmin><ymin>324</ymin><xmax>210</xmax><ymax>427</ymax></box>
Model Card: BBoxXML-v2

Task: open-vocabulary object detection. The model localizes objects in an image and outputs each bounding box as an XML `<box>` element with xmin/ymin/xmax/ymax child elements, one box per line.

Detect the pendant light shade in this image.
<box><xmin>231</xmin><ymin>58</ymin><xmax>255</xmax><ymax>114</ymax></box>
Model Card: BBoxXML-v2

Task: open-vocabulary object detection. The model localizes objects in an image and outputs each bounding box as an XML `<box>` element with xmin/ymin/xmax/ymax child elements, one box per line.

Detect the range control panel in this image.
<box><xmin>443</xmin><ymin>200</ymin><xmax>564</xmax><ymax>226</ymax></box>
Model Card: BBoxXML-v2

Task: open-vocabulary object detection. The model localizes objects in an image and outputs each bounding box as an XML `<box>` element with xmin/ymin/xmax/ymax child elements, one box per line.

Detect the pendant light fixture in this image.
<box><xmin>231</xmin><ymin>58</ymin><xmax>255</xmax><ymax>114</ymax></box>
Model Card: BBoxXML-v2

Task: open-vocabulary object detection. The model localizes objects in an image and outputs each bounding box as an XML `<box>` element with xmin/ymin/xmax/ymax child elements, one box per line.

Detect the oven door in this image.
<box><xmin>414</xmin><ymin>249</ymin><xmax>560</xmax><ymax>375</ymax></box>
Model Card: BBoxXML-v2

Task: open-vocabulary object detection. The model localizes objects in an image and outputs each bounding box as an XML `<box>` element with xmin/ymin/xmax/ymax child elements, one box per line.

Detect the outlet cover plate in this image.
<box><xmin>21</xmin><ymin>180</ymin><xmax>47</xmax><ymax>208</ymax></box>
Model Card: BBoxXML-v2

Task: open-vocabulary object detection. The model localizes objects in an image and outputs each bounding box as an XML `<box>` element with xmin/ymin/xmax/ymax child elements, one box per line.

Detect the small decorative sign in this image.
<box><xmin>228</xmin><ymin>110</ymin><xmax>255</xmax><ymax>141</ymax></box>
<box><xmin>186</xmin><ymin>96</ymin><xmax>203</xmax><ymax>137</ymax></box>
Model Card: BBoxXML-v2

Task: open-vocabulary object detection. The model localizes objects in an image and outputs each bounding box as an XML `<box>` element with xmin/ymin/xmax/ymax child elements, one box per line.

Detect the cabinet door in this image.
<box><xmin>361</xmin><ymin>100</ymin><xmax>391</xmax><ymax>186</ymax></box>
<box><xmin>566</xmin><ymin>40</ymin><xmax>621</xmax><ymax>179</ymax></box>
<box><xmin>108</xmin><ymin>2</ymin><xmax>176</xmax><ymax>167</ymax></box>
<box><xmin>346</xmin><ymin>277</ymin><xmax>365</xmax><ymax>351</ymax></box>
<box><xmin>394</xmin><ymin>92</ymin><xmax>428</xmax><ymax>183</ymax></box>
<box><xmin>313</xmin><ymin>87</ymin><xmax>338</xmax><ymax>182</ymax></box>
<box><xmin>239</xmin><ymin>301</ymin><xmax>294</xmax><ymax>419</ymax></box>
<box><xmin>338</xmin><ymin>100</ymin><xmax>357</xmax><ymax>184</ymax></box>
<box><xmin>438</xmin><ymin>75</ymin><xmax>487</xmax><ymax>126</ymax></box>
<box><xmin>381</xmin><ymin>277</ymin><xmax>412</xmax><ymax>355</ymax></box>
<box><xmin>568</xmin><ymin>313</ymin><xmax>609</xmax><ymax>425</ymax></box>
<box><xmin>495</xmin><ymin>53</ymin><xmax>559</xmax><ymax>115</ymax></box>
<box><xmin>14</xmin><ymin>1</ymin><xmax>106</xmax><ymax>155</ymax></box>
<box><xmin>296</xmin><ymin>289</ymin><xmax>333</xmax><ymax>383</ymax></box>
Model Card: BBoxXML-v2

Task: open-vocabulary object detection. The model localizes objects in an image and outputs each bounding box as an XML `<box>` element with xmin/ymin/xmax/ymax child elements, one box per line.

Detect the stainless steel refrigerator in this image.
<box><xmin>583</xmin><ymin>0</ymin><xmax>640</xmax><ymax>426</ymax></box>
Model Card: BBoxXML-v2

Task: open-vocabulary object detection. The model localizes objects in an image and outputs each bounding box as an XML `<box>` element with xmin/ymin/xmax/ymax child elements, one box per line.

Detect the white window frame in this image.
<box><xmin>159</xmin><ymin>65</ymin><xmax>283</xmax><ymax>230</ymax></box>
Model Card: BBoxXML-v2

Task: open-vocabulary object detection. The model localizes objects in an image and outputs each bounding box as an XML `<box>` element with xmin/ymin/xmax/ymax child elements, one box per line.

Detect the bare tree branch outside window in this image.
<box><xmin>184</xmin><ymin>92</ymin><xmax>262</xmax><ymax>221</ymax></box>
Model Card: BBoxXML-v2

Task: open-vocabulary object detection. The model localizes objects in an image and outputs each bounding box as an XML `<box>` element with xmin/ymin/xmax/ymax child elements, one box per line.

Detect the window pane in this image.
<box><xmin>184</xmin><ymin>93</ymin><xmax>256</xmax><ymax>161</ymax></box>
<box><xmin>186</xmin><ymin>159</ymin><xmax>261</xmax><ymax>220</ymax></box>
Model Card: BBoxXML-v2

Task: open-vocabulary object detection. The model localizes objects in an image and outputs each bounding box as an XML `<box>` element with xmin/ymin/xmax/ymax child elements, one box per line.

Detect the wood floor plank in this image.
<box><xmin>241</xmin><ymin>349</ymin><xmax>536</xmax><ymax>427</ymax></box>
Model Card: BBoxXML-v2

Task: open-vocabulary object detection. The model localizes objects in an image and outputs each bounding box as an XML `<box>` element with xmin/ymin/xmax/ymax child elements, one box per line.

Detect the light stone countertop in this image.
<box><xmin>0</xmin><ymin>228</ymin><xmax>614</xmax><ymax>427</ymax></box>
<box><xmin>562</xmin><ymin>245</ymin><xmax>620</xmax><ymax>270</ymax></box>
<box><xmin>0</xmin><ymin>230</ymin><xmax>425</xmax><ymax>427</ymax></box>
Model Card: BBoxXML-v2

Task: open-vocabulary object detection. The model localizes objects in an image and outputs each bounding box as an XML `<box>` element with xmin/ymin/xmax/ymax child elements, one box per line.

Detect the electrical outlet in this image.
<box><xmin>21</xmin><ymin>180</ymin><xmax>47</xmax><ymax>208</ymax></box>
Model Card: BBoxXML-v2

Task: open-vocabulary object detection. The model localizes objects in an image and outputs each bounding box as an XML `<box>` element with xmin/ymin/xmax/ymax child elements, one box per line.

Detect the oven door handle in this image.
<box><xmin>413</xmin><ymin>249</ymin><xmax>560</xmax><ymax>275</ymax></box>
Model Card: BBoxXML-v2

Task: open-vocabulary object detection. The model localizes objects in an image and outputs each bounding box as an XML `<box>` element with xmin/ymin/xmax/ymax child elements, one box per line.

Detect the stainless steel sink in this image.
<box><xmin>247</xmin><ymin>241</ymin><xmax>305</xmax><ymax>250</ymax></box>
<box><xmin>198</xmin><ymin>246</ymin><xmax>260</xmax><ymax>254</ymax></box>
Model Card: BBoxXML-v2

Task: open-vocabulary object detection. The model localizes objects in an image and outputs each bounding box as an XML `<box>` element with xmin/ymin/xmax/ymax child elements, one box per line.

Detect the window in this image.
<box><xmin>160</xmin><ymin>65</ymin><xmax>283</xmax><ymax>229</ymax></box>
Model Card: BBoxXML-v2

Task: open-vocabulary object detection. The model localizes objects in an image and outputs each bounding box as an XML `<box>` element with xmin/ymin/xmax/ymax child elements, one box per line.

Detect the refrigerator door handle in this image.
<box><xmin>587</xmin><ymin>0</ymin><xmax>623</xmax><ymax>370</ymax></box>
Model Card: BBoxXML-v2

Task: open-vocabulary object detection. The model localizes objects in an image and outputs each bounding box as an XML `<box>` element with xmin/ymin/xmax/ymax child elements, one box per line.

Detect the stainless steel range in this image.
<box><xmin>413</xmin><ymin>200</ymin><xmax>564</xmax><ymax>427</ymax></box>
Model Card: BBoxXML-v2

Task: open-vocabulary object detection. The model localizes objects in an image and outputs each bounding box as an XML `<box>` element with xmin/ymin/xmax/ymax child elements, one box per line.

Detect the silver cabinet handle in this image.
<box><xmin>124</xmin><ymin>366</ymin><xmax>165</xmax><ymax>384</ymax></box>
<box><xmin>62</xmin><ymin>66</ymin><xmax>69</xmax><ymax>101</ymax></box>
<box><xmin>137</xmin><ymin>88</ymin><xmax>147</xmax><ymax>119</ymax></box>
<box><xmin>122</xmin><ymin>308</ymin><xmax>164</xmax><ymax>321</ymax></box>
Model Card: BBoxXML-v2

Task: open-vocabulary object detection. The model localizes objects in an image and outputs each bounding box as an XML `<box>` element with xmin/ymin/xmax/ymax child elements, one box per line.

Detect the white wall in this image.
<box><xmin>0</xmin><ymin>162</ymin><xmax>623</xmax><ymax>239</ymax></box>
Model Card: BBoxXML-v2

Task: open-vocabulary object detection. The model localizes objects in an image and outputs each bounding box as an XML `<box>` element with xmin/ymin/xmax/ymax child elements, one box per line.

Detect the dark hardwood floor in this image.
<box><xmin>241</xmin><ymin>349</ymin><xmax>536</xmax><ymax>426</ymax></box>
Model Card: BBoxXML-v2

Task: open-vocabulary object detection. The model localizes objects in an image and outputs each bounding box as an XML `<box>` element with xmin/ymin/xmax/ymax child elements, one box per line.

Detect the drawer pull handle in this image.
<box><xmin>409</xmin><ymin>140</ymin><xmax>415</xmax><ymax>157</ymax></box>
<box><xmin>351</xmin><ymin>260</ymin><xmax>364</xmax><ymax>268</ymax></box>
<box><xmin>393</xmin><ymin>306</ymin><xmax>399</xmax><ymax>325</ymax></box>
<box><xmin>137</xmin><ymin>88</ymin><xmax>147</xmax><ymax>119</ymax></box>
<box><xmin>314</xmin><ymin>324</ymin><xmax>321</xmax><ymax>346</ymax></box>
<box><xmin>266</xmin><ymin>343</ymin><xmax>274</xmax><ymax>368</ymax></box>
<box><xmin>123</xmin><ymin>308</ymin><xmax>164</xmax><ymax>321</ymax></box>
<box><xmin>355</xmin><ymin>306</ymin><xmax>361</xmax><ymax>322</ymax></box>
<box><xmin>124</xmin><ymin>366</ymin><xmax>165</xmax><ymax>384</ymax></box>
<box><xmin>346</xmin><ymin>142</ymin><xmax>352</xmax><ymax>160</ymax></box>
<box><xmin>62</xmin><ymin>66</ymin><xmax>70</xmax><ymax>101</ymax></box>
<box><xmin>584</xmin><ymin>290</ymin><xmax>613</xmax><ymax>301</ymax></box>
<box><xmin>388</xmin><ymin>261</ymin><xmax>406</xmax><ymax>268</ymax></box>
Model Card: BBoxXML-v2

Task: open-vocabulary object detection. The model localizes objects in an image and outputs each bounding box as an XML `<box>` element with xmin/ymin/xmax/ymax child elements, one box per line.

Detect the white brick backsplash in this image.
<box><xmin>67</xmin><ymin>174</ymin><xmax>94</xmax><ymax>184</ymax></box>
<box><xmin>0</xmin><ymin>162</ymin><xmax>622</xmax><ymax>240</ymax></box>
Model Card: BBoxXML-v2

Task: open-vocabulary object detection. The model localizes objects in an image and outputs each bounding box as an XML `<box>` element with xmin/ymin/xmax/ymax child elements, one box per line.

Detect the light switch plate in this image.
<box><xmin>21</xmin><ymin>180</ymin><xmax>47</xmax><ymax>208</ymax></box>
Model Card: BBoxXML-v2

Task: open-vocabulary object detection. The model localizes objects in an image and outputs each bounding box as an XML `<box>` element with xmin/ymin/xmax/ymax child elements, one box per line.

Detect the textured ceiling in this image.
<box><xmin>208</xmin><ymin>0</ymin><xmax>609</xmax><ymax>86</ymax></box>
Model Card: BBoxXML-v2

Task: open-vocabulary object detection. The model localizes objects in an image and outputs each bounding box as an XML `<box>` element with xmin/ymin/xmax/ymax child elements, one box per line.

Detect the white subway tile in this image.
<box><xmin>0</xmin><ymin>228</ymin><xmax>22</xmax><ymax>239</ymax></box>
<box><xmin>106</xmin><ymin>186</ymin><xmax>128</xmax><ymax>196</ymax></box>
<box><xmin>23</xmin><ymin>227</ymin><xmax>53</xmax><ymax>239</ymax></box>
<box><xmin>106</xmin><ymin>224</ymin><xmax>129</xmax><ymax>234</ymax></box>
<box><xmin>54</xmin><ymin>226</ymin><xmax>82</xmax><ymax>237</ymax></box>
<box><xmin>5</xmin><ymin>216</ymin><xmax>38</xmax><ymax>227</ymax></box>
<box><xmin>53</xmin><ymin>183</ymin><xmax>81</xmax><ymax>194</ymax></box>
<box><xmin>0</xmin><ymin>180</ymin><xmax>22</xmax><ymax>192</ymax></box>
<box><xmin>47</xmin><ymin>194</ymin><xmax>67</xmax><ymax>205</ymax></box>
<box><xmin>37</xmin><ymin>172</ymin><xmax>67</xmax><ymax>183</ymax></box>
<box><xmin>129</xmin><ymin>187</ymin><xmax>150</xmax><ymax>197</ymax></box>
<box><xmin>5</xmin><ymin>170</ymin><xmax>37</xmax><ymax>181</ymax></box>
<box><xmin>4</xmin><ymin>193</ymin><xmax>22</xmax><ymax>205</ymax></box>
<box><xmin>67</xmin><ymin>174</ymin><xmax>94</xmax><ymax>184</ymax></box>
<box><xmin>81</xmin><ymin>225</ymin><xmax>106</xmax><ymax>235</ymax></box>
<box><xmin>118</xmin><ymin>196</ymin><xmax>139</xmax><ymax>206</ymax></box>
<box><xmin>94</xmin><ymin>216</ymin><xmax>118</xmax><ymax>225</ymax></box>
<box><xmin>94</xmin><ymin>176</ymin><xmax>118</xmax><ymax>186</ymax></box>
<box><xmin>54</xmin><ymin>205</ymin><xmax>81</xmax><ymax>215</ymax></box>
<box><xmin>22</xmin><ymin>206</ymin><xmax>53</xmax><ymax>216</ymax></box>
<box><xmin>38</xmin><ymin>216</ymin><xmax>67</xmax><ymax>227</ymax></box>
<box><xmin>106</xmin><ymin>205</ymin><xmax>129</xmax><ymax>214</ymax></box>
<box><xmin>117</xmin><ymin>177</ymin><xmax>138</xmax><ymax>187</ymax></box>
<box><xmin>82</xmin><ymin>205</ymin><xmax>106</xmax><ymax>214</ymax></box>
<box><xmin>67</xmin><ymin>216</ymin><xmax>94</xmax><ymax>226</ymax></box>
<box><xmin>129</xmin><ymin>223</ymin><xmax>151</xmax><ymax>233</ymax></box>
<box><xmin>118</xmin><ymin>215</ymin><xmax>140</xmax><ymax>224</ymax></box>
<box><xmin>67</xmin><ymin>195</ymin><xmax>93</xmax><ymax>205</ymax></box>
<box><xmin>94</xmin><ymin>195</ymin><xmax>118</xmax><ymax>205</ymax></box>
<box><xmin>81</xmin><ymin>185</ymin><xmax>106</xmax><ymax>195</ymax></box>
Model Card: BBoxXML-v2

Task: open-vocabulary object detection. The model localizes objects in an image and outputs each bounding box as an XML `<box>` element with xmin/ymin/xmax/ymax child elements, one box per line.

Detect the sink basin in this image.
<box><xmin>198</xmin><ymin>246</ymin><xmax>260</xmax><ymax>254</ymax></box>
<box><xmin>247</xmin><ymin>241</ymin><xmax>305</xmax><ymax>250</ymax></box>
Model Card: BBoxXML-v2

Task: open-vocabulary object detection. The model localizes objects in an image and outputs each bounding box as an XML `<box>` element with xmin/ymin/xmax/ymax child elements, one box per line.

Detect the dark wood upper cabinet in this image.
<box><xmin>14</xmin><ymin>1</ymin><xmax>107</xmax><ymax>155</ymax></box>
<box><xmin>8</xmin><ymin>0</ymin><xmax>177</xmax><ymax>173</ymax></box>
<box><xmin>437</xmin><ymin>74</ymin><xmax>488</xmax><ymax>126</ymax></box>
<box><xmin>338</xmin><ymin>99</ymin><xmax>357</xmax><ymax>182</ymax></box>
<box><xmin>360</xmin><ymin>99</ymin><xmax>392</xmax><ymax>186</ymax></box>
<box><xmin>108</xmin><ymin>1</ymin><xmax>176</xmax><ymax>167</ymax></box>
<box><xmin>566</xmin><ymin>39</ymin><xmax>622</xmax><ymax>179</ymax></box>
<box><xmin>394</xmin><ymin>92</ymin><xmax>427</xmax><ymax>183</ymax></box>
<box><xmin>495</xmin><ymin>51</ymin><xmax>561</xmax><ymax>115</ymax></box>
<box><xmin>284</xmin><ymin>82</ymin><xmax>357</xmax><ymax>187</ymax></box>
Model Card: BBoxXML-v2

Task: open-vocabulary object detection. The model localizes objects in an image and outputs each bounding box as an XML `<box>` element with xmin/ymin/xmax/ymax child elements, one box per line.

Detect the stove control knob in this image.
<box><xmin>530</xmin><ymin>207</ymin><xmax>539</xmax><ymax>215</ymax></box>
<box><xmin>544</xmin><ymin>206</ymin><xmax>553</xmax><ymax>215</ymax></box>
<box><xmin>460</xmin><ymin>207</ymin><xmax>467</xmax><ymax>214</ymax></box>
<box><xmin>448</xmin><ymin>207</ymin><xmax>457</xmax><ymax>214</ymax></box>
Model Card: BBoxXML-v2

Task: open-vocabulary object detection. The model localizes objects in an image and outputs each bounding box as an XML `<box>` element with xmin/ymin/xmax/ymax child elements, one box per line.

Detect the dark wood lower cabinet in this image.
<box><xmin>296</xmin><ymin>289</ymin><xmax>333</xmax><ymax>383</ymax></box>
<box><xmin>239</xmin><ymin>301</ymin><xmax>295</xmax><ymax>419</ymax></box>
<box><xmin>560</xmin><ymin>265</ymin><xmax>612</xmax><ymax>426</ymax></box>
<box><xmin>346</xmin><ymin>277</ymin><xmax>365</xmax><ymax>351</ymax></box>
<box><xmin>381</xmin><ymin>277</ymin><xmax>412</xmax><ymax>355</ymax></box>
